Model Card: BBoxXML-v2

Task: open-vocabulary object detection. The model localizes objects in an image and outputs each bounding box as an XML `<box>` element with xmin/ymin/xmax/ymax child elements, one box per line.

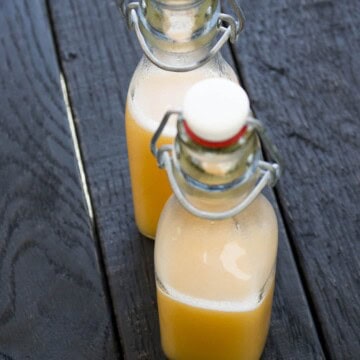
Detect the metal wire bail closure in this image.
<box><xmin>118</xmin><ymin>1</ymin><xmax>245</xmax><ymax>72</ymax></box>
<box><xmin>151</xmin><ymin>111</ymin><xmax>282</xmax><ymax>221</ymax></box>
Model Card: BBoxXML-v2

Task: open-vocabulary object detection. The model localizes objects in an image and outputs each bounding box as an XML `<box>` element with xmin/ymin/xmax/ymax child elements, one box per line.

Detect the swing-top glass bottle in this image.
<box><xmin>120</xmin><ymin>0</ymin><xmax>245</xmax><ymax>238</ymax></box>
<box><xmin>152</xmin><ymin>78</ymin><xmax>282</xmax><ymax>359</ymax></box>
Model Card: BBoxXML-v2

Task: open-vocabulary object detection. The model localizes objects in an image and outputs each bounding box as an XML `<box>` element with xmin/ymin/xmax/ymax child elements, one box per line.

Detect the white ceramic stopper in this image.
<box><xmin>183</xmin><ymin>78</ymin><xmax>250</xmax><ymax>142</ymax></box>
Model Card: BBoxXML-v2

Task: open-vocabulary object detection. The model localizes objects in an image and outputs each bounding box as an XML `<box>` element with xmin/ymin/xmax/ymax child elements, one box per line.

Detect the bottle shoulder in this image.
<box><xmin>130</xmin><ymin>54</ymin><xmax>237</xmax><ymax>82</ymax></box>
<box><xmin>157</xmin><ymin>194</ymin><xmax>278</xmax><ymax>249</ymax></box>
<box><xmin>126</xmin><ymin>54</ymin><xmax>238</xmax><ymax>136</ymax></box>
<box><xmin>159</xmin><ymin>194</ymin><xmax>277</xmax><ymax>230</ymax></box>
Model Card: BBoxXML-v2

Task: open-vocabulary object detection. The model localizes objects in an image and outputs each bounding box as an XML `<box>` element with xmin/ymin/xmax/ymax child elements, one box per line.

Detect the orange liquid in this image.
<box><xmin>155</xmin><ymin>195</ymin><xmax>278</xmax><ymax>359</ymax></box>
<box><xmin>125</xmin><ymin>66</ymin><xmax>237</xmax><ymax>238</ymax></box>
<box><xmin>125</xmin><ymin>107</ymin><xmax>172</xmax><ymax>238</ymax></box>
<box><xmin>157</xmin><ymin>284</ymin><xmax>274</xmax><ymax>360</ymax></box>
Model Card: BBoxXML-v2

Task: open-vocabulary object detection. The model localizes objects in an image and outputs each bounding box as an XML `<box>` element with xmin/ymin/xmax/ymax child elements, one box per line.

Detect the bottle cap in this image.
<box><xmin>183</xmin><ymin>78</ymin><xmax>250</xmax><ymax>147</ymax></box>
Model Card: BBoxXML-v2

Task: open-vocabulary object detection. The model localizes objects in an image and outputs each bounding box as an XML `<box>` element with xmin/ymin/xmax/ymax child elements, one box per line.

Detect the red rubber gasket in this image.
<box><xmin>183</xmin><ymin>120</ymin><xmax>248</xmax><ymax>149</ymax></box>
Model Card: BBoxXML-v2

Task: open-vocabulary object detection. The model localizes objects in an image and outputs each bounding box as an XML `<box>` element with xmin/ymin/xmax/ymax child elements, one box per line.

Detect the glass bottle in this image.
<box><xmin>120</xmin><ymin>0</ymin><xmax>245</xmax><ymax>238</ymax></box>
<box><xmin>152</xmin><ymin>79</ymin><xmax>282</xmax><ymax>360</ymax></box>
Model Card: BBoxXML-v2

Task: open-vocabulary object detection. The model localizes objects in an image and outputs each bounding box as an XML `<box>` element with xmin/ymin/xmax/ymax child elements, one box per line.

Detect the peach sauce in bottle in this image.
<box><xmin>152</xmin><ymin>78</ymin><xmax>282</xmax><ymax>359</ymax></box>
<box><xmin>121</xmin><ymin>0</ymin><xmax>245</xmax><ymax>238</ymax></box>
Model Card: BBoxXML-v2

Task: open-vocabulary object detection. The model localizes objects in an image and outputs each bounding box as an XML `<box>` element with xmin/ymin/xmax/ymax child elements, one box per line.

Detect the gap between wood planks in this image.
<box><xmin>59</xmin><ymin>73</ymin><xmax>94</xmax><ymax>221</ymax></box>
<box><xmin>228</xmin><ymin>42</ymin><xmax>330</xmax><ymax>359</ymax></box>
<box><xmin>44</xmin><ymin>1</ymin><xmax>125</xmax><ymax>358</ymax></box>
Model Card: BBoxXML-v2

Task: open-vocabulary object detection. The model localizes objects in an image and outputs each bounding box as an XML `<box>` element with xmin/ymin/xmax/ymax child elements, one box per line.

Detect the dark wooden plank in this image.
<box><xmin>228</xmin><ymin>0</ymin><xmax>360</xmax><ymax>358</ymax></box>
<box><xmin>227</xmin><ymin>48</ymin><xmax>325</xmax><ymax>358</ymax></box>
<box><xmin>227</xmin><ymin>43</ymin><xmax>325</xmax><ymax>358</ymax></box>
<box><xmin>0</xmin><ymin>1</ymin><xmax>120</xmax><ymax>359</ymax></box>
<box><xmin>46</xmin><ymin>1</ymin><xmax>163</xmax><ymax>358</ymax></box>
<box><xmin>48</xmin><ymin>1</ymin><xmax>326</xmax><ymax>359</ymax></box>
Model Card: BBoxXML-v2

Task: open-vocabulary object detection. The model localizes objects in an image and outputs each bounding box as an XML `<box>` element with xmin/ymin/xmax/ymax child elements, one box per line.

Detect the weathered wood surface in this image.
<box><xmin>48</xmin><ymin>0</ymin><xmax>325</xmax><ymax>358</ymax></box>
<box><xmin>229</xmin><ymin>0</ymin><xmax>360</xmax><ymax>358</ymax></box>
<box><xmin>229</xmin><ymin>47</ymin><xmax>325</xmax><ymax>359</ymax></box>
<box><xmin>0</xmin><ymin>1</ymin><xmax>120</xmax><ymax>359</ymax></box>
<box><xmin>47</xmin><ymin>0</ymin><xmax>164</xmax><ymax>358</ymax></box>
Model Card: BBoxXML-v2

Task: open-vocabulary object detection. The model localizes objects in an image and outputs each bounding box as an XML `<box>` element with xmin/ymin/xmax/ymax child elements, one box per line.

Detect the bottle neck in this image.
<box><xmin>151</xmin><ymin>111</ymin><xmax>281</xmax><ymax>220</ymax></box>
<box><xmin>173</xmin><ymin>120</ymin><xmax>262</xmax><ymax>212</ymax></box>
<box><xmin>122</xmin><ymin>0</ymin><xmax>244</xmax><ymax>71</ymax></box>
<box><xmin>139</xmin><ymin>0</ymin><xmax>220</xmax><ymax>51</ymax></box>
<box><xmin>122</xmin><ymin>0</ymin><xmax>245</xmax><ymax>71</ymax></box>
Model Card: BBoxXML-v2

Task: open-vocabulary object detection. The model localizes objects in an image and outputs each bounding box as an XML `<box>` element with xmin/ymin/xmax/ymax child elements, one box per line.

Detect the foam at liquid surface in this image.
<box><xmin>158</xmin><ymin>281</ymin><xmax>272</xmax><ymax>312</ymax></box>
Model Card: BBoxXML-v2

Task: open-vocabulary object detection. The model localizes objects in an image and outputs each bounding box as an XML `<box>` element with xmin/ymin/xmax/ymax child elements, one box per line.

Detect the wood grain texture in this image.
<box><xmin>47</xmin><ymin>1</ymin><xmax>163</xmax><ymax>358</ymax></box>
<box><xmin>0</xmin><ymin>1</ymin><xmax>120</xmax><ymax>359</ymax></box>
<box><xmin>48</xmin><ymin>0</ymin><xmax>324</xmax><ymax>358</ymax></box>
<box><xmin>229</xmin><ymin>0</ymin><xmax>360</xmax><ymax>358</ymax></box>
<box><xmin>228</xmin><ymin>47</ymin><xmax>325</xmax><ymax>360</ymax></box>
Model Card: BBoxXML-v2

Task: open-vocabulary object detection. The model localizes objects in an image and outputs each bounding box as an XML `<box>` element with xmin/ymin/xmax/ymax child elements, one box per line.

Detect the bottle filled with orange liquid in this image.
<box><xmin>120</xmin><ymin>0</ymin><xmax>245</xmax><ymax>238</ymax></box>
<box><xmin>151</xmin><ymin>79</ymin><xmax>282</xmax><ymax>360</ymax></box>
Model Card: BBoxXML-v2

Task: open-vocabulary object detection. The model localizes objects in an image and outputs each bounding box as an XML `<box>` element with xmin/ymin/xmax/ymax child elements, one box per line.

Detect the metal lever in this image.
<box><xmin>151</xmin><ymin>111</ymin><xmax>282</xmax><ymax>220</ymax></box>
<box><xmin>118</xmin><ymin>1</ymin><xmax>245</xmax><ymax>72</ymax></box>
